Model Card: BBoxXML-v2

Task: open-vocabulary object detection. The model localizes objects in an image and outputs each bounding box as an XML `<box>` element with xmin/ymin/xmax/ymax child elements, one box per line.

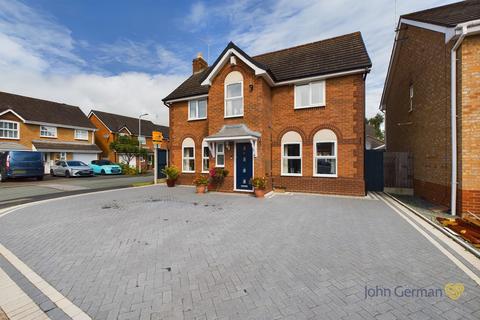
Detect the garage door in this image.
<box><xmin>72</xmin><ymin>153</ymin><xmax>97</xmax><ymax>165</ymax></box>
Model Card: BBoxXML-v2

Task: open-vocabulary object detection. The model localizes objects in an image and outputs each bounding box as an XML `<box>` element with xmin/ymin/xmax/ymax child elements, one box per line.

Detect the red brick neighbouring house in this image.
<box><xmin>381</xmin><ymin>0</ymin><xmax>480</xmax><ymax>215</ymax></box>
<box><xmin>163</xmin><ymin>32</ymin><xmax>371</xmax><ymax>195</ymax></box>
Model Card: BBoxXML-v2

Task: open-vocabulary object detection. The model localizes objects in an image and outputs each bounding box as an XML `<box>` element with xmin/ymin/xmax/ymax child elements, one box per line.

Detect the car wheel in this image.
<box><xmin>50</xmin><ymin>169</ymin><xmax>55</xmax><ymax>177</ymax></box>
<box><xmin>65</xmin><ymin>170</ymin><xmax>71</xmax><ymax>178</ymax></box>
<box><xmin>101</xmin><ymin>169</ymin><xmax>106</xmax><ymax>175</ymax></box>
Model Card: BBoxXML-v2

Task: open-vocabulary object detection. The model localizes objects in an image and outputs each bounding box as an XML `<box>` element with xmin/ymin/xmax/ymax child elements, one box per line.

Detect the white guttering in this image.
<box><xmin>450</xmin><ymin>20</ymin><xmax>480</xmax><ymax>216</ymax></box>
<box><xmin>273</xmin><ymin>68</ymin><xmax>370</xmax><ymax>86</ymax></box>
<box><xmin>163</xmin><ymin>94</ymin><xmax>208</xmax><ymax>104</ymax></box>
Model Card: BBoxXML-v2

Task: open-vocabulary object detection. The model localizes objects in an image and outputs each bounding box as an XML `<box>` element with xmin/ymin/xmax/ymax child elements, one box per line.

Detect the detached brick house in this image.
<box><xmin>381</xmin><ymin>1</ymin><xmax>480</xmax><ymax>215</ymax></box>
<box><xmin>163</xmin><ymin>32</ymin><xmax>371</xmax><ymax>195</ymax></box>
<box><xmin>0</xmin><ymin>91</ymin><xmax>100</xmax><ymax>173</ymax></box>
<box><xmin>88</xmin><ymin>110</ymin><xmax>169</xmax><ymax>169</ymax></box>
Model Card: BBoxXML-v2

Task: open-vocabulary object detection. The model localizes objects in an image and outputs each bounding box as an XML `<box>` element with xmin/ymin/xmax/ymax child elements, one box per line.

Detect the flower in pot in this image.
<box><xmin>251</xmin><ymin>177</ymin><xmax>267</xmax><ymax>198</ymax></box>
<box><xmin>208</xmin><ymin>168</ymin><xmax>229</xmax><ymax>191</ymax></box>
<box><xmin>161</xmin><ymin>166</ymin><xmax>180</xmax><ymax>187</ymax></box>
<box><xmin>193</xmin><ymin>175</ymin><xmax>209</xmax><ymax>194</ymax></box>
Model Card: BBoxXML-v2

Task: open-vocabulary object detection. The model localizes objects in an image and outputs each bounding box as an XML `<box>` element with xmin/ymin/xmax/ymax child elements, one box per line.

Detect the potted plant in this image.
<box><xmin>162</xmin><ymin>166</ymin><xmax>180</xmax><ymax>187</ymax></box>
<box><xmin>251</xmin><ymin>177</ymin><xmax>267</xmax><ymax>198</ymax></box>
<box><xmin>208</xmin><ymin>168</ymin><xmax>229</xmax><ymax>191</ymax></box>
<box><xmin>193</xmin><ymin>175</ymin><xmax>209</xmax><ymax>194</ymax></box>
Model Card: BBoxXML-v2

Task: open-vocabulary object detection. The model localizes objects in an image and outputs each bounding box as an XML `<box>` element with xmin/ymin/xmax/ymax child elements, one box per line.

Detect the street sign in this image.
<box><xmin>152</xmin><ymin>131</ymin><xmax>164</xmax><ymax>143</ymax></box>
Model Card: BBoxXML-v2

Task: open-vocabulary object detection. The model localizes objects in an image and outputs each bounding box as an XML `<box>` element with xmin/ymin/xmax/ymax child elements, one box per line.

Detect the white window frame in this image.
<box><xmin>138</xmin><ymin>135</ymin><xmax>147</xmax><ymax>145</ymax></box>
<box><xmin>182</xmin><ymin>138</ymin><xmax>195</xmax><ymax>173</ymax></box>
<box><xmin>294</xmin><ymin>80</ymin><xmax>326</xmax><ymax>109</ymax></box>
<box><xmin>59</xmin><ymin>152</ymin><xmax>67</xmax><ymax>161</ymax></box>
<box><xmin>74</xmin><ymin>129</ymin><xmax>89</xmax><ymax>140</ymax></box>
<box><xmin>224</xmin><ymin>81</ymin><xmax>244</xmax><ymax>118</ymax></box>
<box><xmin>188</xmin><ymin>99</ymin><xmax>207</xmax><ymax>121</ymax></box>
<box><xmin>409</xmin><ymin>84</ymin><xmax>414</xmax><ymax>112</ymax></box>
<box><xmin>215</xmin><ymin>143</ymin><xmax>225</xmax><ymax>167</ymax></box>
<box><xmin>313</xmin><ymin>140</ymin><xmax>337</xmax><ymax>178</ymax></box>
<box><xmin>40</xmin><ymin>125</ymin><xmax>57</xmax><ymax>138</ymax></box>
<box><xmin>202</xmin><ymin>141</ymin><xmax>210</xmax><ymax>173</ymax></box>
<box><xmin>0</xmin><ymin>120</ymin><xmax>20</xmax><ymax>139</ymax></box>
<box><xmin>281</xmin><ymin>142</ymin><xmax>302</xmax><ymax>176</ymax></box>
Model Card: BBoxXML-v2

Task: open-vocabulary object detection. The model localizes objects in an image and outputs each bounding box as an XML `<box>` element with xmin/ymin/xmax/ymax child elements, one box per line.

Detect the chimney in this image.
<box><xmin>192</xmin><ymin>52</ymin><xmax>208</xmax><ymax>74</ymax></box>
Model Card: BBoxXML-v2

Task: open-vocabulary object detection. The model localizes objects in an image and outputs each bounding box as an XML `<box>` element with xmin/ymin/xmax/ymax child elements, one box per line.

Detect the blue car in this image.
<box><xmin>89</xmin><ymin>160</ymin><xmax>122</xmax><ymax>175</ymax></box>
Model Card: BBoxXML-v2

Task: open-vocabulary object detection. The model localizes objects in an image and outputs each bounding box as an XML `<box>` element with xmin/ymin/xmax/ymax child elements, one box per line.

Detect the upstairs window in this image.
<box><xmin>75</xmin><ymin>129</ymin><xmax>88</xmax><ymax>140</ymax></box>
<box><xmin>225</xmin><ymin>71</ymin><xmax>244</xmax><ymax>118</ymax></box>
<box><xmin>0</xmin><ymin>120</ymin><xmax>19</xmax><ymax>139</ymax></box>
<box><xmin>294</xmin><ymin>80</ymin><xmax>325</xmax><ymax>109</ymax></box>
<box><xmin>40</xmin><ymin>125</ymin><xmax>57</xmax><ymax>138</ymax></box>
<box><xmin>188</xmin><ymin>99</ymin><xmax>207</xmax><ymax>120</ymax></box>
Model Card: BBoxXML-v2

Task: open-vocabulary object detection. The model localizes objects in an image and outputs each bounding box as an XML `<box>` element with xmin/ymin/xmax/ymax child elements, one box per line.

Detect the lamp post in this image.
<box><xmin>138</xmin><ymin>113</ymin><xmax>149</xmax><ymax>173</ymax></box>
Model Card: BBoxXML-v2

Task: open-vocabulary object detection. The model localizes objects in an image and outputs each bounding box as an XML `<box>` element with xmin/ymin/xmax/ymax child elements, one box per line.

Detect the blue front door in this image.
<box><xmin>235</xmin><ymin>142</ymin><xmax>253</xmax><ymax>191</ymax></box>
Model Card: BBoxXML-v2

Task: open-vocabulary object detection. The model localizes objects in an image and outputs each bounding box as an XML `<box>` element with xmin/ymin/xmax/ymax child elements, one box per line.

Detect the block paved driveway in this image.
<box><xmin>0</xmin><ymin>186</ymin><xmax>479</xmax><ymax>320</ymax></box>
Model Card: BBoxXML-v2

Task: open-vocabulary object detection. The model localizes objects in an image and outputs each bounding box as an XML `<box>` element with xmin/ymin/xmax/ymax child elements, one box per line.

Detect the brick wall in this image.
<box><xmin>0</xmin><ymin>111</ymin><xmax>94</xmax><ymax>148</ymax></box>
<box><xmin>169</xmin><ymin>55</ymin><xmax>365</xmax><ymax>196</ymax></box>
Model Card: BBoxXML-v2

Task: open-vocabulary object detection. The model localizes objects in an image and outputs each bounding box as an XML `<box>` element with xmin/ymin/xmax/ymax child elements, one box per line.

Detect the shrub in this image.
<box><xmin>251</xmin><ymin>177</ymin><xmax>267</xmax><ymax>190</ymax></box>
<box><xmin>118</xmin><ymin>163</ymin><xmax>139</xmax><ymax>175</ymax></box>
<box><xmin>209</xmin><ymin>167</ymin><xmax>229</xmax><ymax>185</ymax></box>
<box><xmin>162</xmin><ymin>166</ymin><xmax>180</xmax><ymax>180</ymax></box>
<box><xmin>193</xmin><ymin>175</ymin><xmax>209</xmax><ymax>186</ymax></box>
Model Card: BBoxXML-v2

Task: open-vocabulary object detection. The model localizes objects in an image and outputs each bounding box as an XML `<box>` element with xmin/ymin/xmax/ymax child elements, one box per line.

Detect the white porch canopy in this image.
<box><xmin>204</xmin><ymin>124</ymin><xmax>261</xmax><ymax>157</ymax></box>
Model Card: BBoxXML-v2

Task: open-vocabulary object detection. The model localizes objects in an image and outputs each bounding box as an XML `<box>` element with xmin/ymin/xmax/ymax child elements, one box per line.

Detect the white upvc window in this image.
<box><xmin>138</xmin><ymin>135</ymin><xmax>146</xmax><ymax>145</ymax></box>
<box><xmin>40</xmin><ymin>125</ymin><xmax>57</xmax><ymax>138</ymax></box>
<box><xmin>59</xmin><ymin>152</ymin><xmax>67</xmax><ymax>160</ymax></box>
<box><xmin>281</xmin><ymin>131</ymin><xmax>302</xmax><ymax>176</ymax></box>
<box><xmin>216</xmin><ymin>143</ymin><xmax>225</xmax><ymax>167</ymax></box>
<box><xmin>224</xmin><ymin>71</ymin><xmax>244</xmax><ymax>118</ymax></box>
<box><xmin>74</xmin><ymin>129</ymin><xmax>88</xmax><ymax>140</ymax></box>
<box><xmin>0</xmin><ymin>120</ymin><xmax>19</xmax><ymax>139</ymax></box>
<box><xmin>188</xmin><ymin>99</ymin><xmax>207</xmax><ymax>120</ymax></box>
<box><xmin>182</xmin><ymin>137</ymin><xmax>195</xmax><ymax>173</ymax></box>
<box><xmin>202</xmin><ymin>141</ymin><xmax>210</xmax><ymax>173</ymax></box>
<box><xmin>294</xmin><ymin>80</ymin><xmax>326</xmax><ymax>109</ymax></box>
<box><xmin>313</xmin><ymin>129</ymin><xmax>337</xmax><ymax>177</ymax></box>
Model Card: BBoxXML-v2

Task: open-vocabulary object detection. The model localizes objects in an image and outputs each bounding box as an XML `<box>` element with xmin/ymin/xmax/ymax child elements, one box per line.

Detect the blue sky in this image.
<box><xmin>0</xmin><ymin>0</ymin><xmax>456</xmax><ymax>125</ymax></box>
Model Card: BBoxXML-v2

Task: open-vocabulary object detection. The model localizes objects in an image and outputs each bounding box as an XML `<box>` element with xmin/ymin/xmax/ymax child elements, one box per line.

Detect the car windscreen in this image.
<box><xmin>67</xmin><ymin>161</ymin><xmax>87</xmax><ymax>166</ymax></box>
<box><xmin>11</xmin><ymin>151</ymin><xmax>42</xmax><ymax>162</ymax></box>
<box><xmin>97</xmin><ymin>160</ymin><xmax>113</xmax><ymax>165</ymax></box>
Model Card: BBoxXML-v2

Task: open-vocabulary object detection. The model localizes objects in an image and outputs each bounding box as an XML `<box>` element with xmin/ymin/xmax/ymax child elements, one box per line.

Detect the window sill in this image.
<box><xmin>188</xmin><ymin>117</ymin><xmax>207</xmax><ymax>122</ymax></box>
<box><xmin>0</xmin><ymin>137</ymin><xmax>20</xmax><ymax>140</ymax></box>
<box><xmin>75</xmin><ymin>138</ymin><xmax>89</xmax><ymax>141</ymax></box>
<box><xmin>294</xmin><ymin>104</ymin><xmax>325</xmax><ymax>110</ymax></box>
<box><xmin>224</xmin><ymin>115</ymin><xmax>244</xmax><ymax>119</ymax></box>
<box><xmin>313</xmin><ymin>174</ymin><xmax>338</xmax><ymax>178</ymax></box>
<box><xmin>281</xmin><ymin>173</ymin><xmax>302</xmax><ymax>177</ymax></box>
<box><xmin>182</xmin><ymin>171</ymin><xmax>195</xmax><ymax>174</ymax></box>
<box><xmin>40</xmin><ymin>136</ymin><xmax>58</xmax><ymax>139</ymax></box>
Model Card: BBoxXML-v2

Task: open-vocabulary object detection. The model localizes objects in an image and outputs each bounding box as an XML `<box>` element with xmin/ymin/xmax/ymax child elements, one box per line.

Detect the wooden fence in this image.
<box><xmin>383</xmin><ymin>152</ymin><xmax>413</xmax><ymax>188</ymax></box>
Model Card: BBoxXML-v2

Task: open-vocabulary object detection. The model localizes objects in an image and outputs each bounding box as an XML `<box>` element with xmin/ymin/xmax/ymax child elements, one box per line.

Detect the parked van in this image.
<box><xmin>0</xmin><ymin>151</ymin><xmax>44</xmax><ymax>182</ymax></box>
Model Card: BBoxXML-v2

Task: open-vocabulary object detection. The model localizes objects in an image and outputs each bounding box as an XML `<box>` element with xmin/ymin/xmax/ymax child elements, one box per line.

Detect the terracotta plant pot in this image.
<box><xmin>208</xmin><ymin>183</ymin><xmax>216</xmax><ymax>191</ymax></box>
<box><xmin>166</xmin><ymin>179</ymin><xmax>176</xmax><ymax>187</ymax></box>
<box><xmin>196</xmin><ymin>185</ymin><xmax>207</xmax><ymax>194</ymax></box>
<box><xmin>254</xmin><ymin>188</ymin><xmax>265</xmax><ymax>198</ymax></box>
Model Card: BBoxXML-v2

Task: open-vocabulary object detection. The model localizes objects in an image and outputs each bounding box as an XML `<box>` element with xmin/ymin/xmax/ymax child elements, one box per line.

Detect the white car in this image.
<box><xmin>50</xmin><ymin>160</ymin><xmax>94</xmax><ymax>178</ymax></box>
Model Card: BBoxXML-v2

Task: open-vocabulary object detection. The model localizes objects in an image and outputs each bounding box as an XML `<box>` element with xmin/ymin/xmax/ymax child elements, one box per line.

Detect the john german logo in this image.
<box><xmin>364</xmin><ymin>283</ymin><xmax>464</xmax><ymax>300</ymax></box>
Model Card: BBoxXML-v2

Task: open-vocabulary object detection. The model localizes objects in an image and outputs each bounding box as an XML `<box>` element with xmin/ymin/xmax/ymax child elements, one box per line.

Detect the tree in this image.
<box><xmin>109</xmin><ymin>135</ymin><xmax>147</xmax><ymax>167</ymax></box>
<box><xmin>366</xmin><ymin>112</ymin><xmax>385</xmax><ymax>140</ymax></box>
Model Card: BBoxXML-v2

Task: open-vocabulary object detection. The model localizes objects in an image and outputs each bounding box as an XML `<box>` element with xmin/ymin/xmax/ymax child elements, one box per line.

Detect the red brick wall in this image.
<box><xmin>169</xmin><ymin>54</ymin><xmax>365</xmax><ymax>196</ymax></box>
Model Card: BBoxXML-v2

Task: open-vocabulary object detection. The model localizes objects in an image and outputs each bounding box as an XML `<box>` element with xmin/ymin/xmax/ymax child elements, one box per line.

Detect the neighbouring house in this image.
<box><xmin>381</xmin><ymin>0</ymin><xmax>480</xmax><ymax>215</ymax></box>
<box><xmin>0</xmin><ymin>91</ymin><xmax>101</xmax><ymax>173</ymax></box>
<box><xmin>88</xmin><ymin>110</ymin><xmax>169</xmax><ymax>170</ymax></box>
<box><xmin>365</xmin><ymin>124</ymin><xmax>385</xmax><ymax>150</ymax></box>
<box><xmin>163</xmin><ymin>32</ymin><xmax>371</xmax><ymax>195</ymax></box>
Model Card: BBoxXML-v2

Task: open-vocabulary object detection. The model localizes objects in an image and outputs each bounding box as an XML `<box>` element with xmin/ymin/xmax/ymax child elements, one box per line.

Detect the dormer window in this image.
<box><xmin>224</xmin><ymin>71</ymin><xmax>244</xmax><ymax>118</ymax></box>
<box><xmin>188</xmin><ymin>99</ymin><xmax>207</xmax><ymax>120</ymax></box>
<box><xmin>294</xmin><ymin>80</ymin><xmax>325</xmax><ymax>109</ymax></box>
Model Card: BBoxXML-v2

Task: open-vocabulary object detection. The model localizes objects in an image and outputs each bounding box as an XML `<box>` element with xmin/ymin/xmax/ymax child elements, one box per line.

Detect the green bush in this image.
<box><xmin>162</xmin><ymin>166</ymin><xmax>180</xmax><ymax>180</ymax></box>
<box><xmin>118</xmin><ymin>163</ymin><xmax>139</xmax><ymax>175</ymax></box>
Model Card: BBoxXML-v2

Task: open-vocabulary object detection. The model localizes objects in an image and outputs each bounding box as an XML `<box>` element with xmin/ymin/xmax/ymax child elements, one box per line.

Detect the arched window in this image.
<box><xmin>182</xmin><ymin>137</ymin><xmax>195</xmax><ymax>173</ymax></box>
<box><xmin>281</xmin><ymin>131</ymin><xmax>302</xmax><ymax>176</ymax></box>
<box><xmin>313</xmin><ymin>129</ymin><xmax>337</xmax><ymax>177</ymax></box>
<box><xmin>201</xmin><ymin>140</ymin><xmax>209</xmax><ymax>173</ymax></box>
<box><xmin>224</xmin><ymin>71</ymin><xmax>243</xmax><ymax>118</ymax></box>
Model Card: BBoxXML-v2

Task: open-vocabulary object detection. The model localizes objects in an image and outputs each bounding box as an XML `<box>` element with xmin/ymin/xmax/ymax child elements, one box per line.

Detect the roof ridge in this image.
<box><xmin>252</xmin><ymin>32</ymin><xmax>361</xmax><ymax>58</ymax></box>
<box><xmin>92</xmin><ymin>109</ymin><xmax>156</xmax><ymax>124</ymax></box>
<box><xmin>0</xmin><ymin>90</ymin><xmax>82</xmax><ymax>110</ymax></box>
<box><xmin>401</xmin><ymin>0</ymin><xmax>468</xmax><ymax>19</ymax></box>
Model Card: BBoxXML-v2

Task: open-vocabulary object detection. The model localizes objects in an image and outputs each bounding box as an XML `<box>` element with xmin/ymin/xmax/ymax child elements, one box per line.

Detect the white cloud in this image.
<box><xmin>185</xmin><ymin>2</ymin><xmax>208</xmax><ymax>30</ymax></box>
